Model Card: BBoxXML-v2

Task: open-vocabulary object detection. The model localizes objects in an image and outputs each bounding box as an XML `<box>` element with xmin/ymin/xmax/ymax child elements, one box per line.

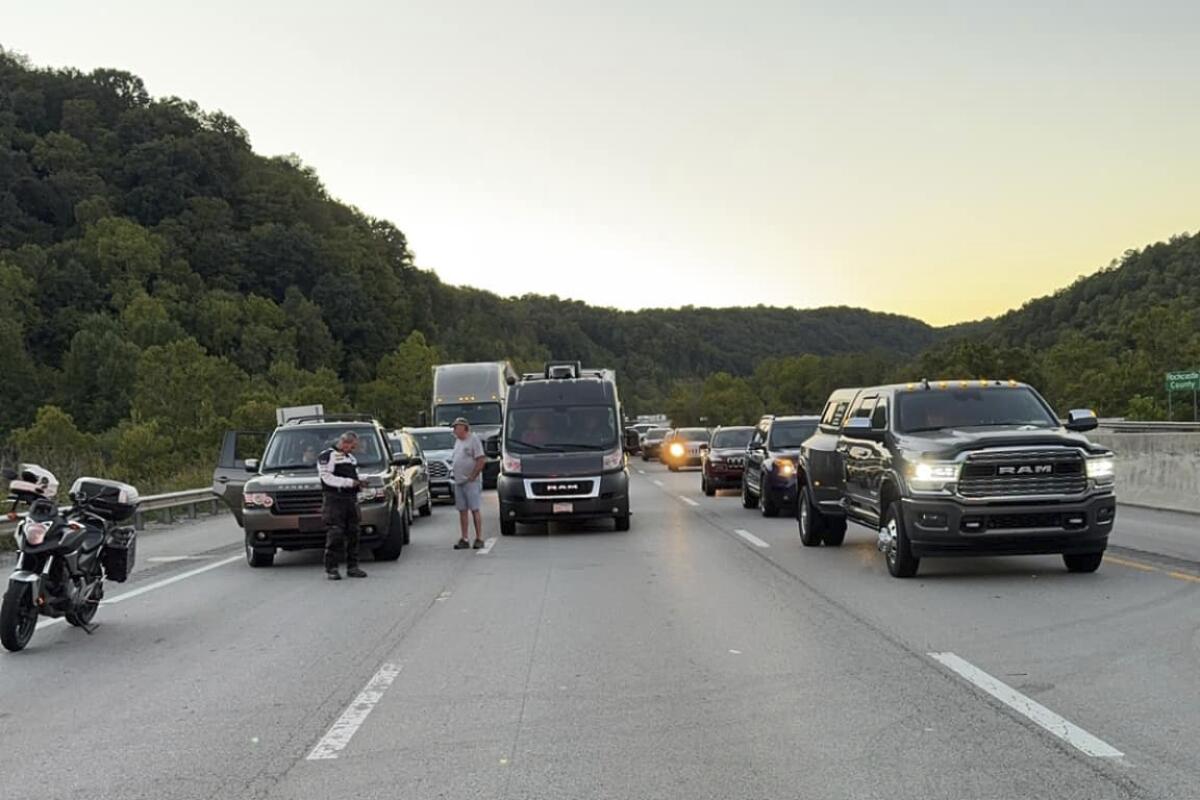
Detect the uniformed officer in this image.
<box><xmin>317</xmin><ymin>431</ymin><xmax>367</xmax><ymax>580</ymax></box>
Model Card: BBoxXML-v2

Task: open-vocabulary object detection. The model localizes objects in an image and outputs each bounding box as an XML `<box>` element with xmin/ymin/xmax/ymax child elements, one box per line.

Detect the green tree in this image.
<box><xmin>355</xmin><ymin>331</ymin><xmax>439</xmax><ymax>427</ymax></box>
<box><xmin>8</xmin><ymin>406</ymin><xmax>101</xmax><ymax>491</ymax></box>
<box><xmin>61</xmin><ymin>315</ymin><xmax>142</xmax><ymax>431</ymax></box>
<box><xmin>131</xmin><ymin>338</ymin><xmax>247</xmax><ymax>452</ymax></box>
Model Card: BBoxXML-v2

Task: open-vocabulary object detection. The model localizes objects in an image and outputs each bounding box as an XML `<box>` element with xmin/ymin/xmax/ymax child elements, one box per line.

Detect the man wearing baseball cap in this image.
<box><xmin>450</xmin><ymin>417</ymin><xmax>487</xmax><ymax>549</ymax></box>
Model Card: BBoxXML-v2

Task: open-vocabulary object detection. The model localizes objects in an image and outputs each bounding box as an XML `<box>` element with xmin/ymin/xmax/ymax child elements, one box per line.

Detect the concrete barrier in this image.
<box><xmin>1091</xmin><ymin>431</ymin><xmax>1200</xmax><ymax>515</ymax></box>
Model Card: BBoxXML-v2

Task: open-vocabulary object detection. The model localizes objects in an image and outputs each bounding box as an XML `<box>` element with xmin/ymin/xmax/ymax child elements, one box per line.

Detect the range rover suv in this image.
<box><xmin>213</xmin><ymin>414</ymin><xmax>411</xmax><ymax>567</ymax></box>
<box><xmin>796</xmin><ymin>380</ymin><xmax>1116</xmax><ymax>578</ymax></box>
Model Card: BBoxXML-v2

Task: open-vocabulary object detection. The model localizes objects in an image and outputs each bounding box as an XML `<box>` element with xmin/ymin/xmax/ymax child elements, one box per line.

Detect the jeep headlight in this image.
<box><xmin>668</xmin><ymin>442</ymin><xmax>685</xmax><ymax>458</ymax></box>
<box><xmin>1086</xmin><ymin>455</ymin><xmax>1115</xmax><ymax>484</ymax></box>
<box><xmin>909</xmin><ymin>461</ymin><xmax>960</xmax><ymax>491</ymax></box>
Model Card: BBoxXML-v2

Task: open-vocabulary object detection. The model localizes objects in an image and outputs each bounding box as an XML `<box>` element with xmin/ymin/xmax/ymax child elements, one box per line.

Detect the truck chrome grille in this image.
<box><xmin>272</xmin><ymin>491</ymin><xmax>324</xmax><ymax>515</ymax></box>
<box><xmin>428</xmin><ymin>462</ymin><xmax>450</xmax><ymax>480</ymax></box>
<box><xmin>958</xmin><ymin>449</ymin><xmax>1086</xmax><ymax>498</ymax></box>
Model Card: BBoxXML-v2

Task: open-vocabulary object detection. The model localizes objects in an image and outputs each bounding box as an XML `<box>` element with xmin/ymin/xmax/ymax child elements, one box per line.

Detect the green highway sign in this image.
<box><xmin>1166</xmin><ymin>371</ymin><xmax>1200</xmax><ymax>391</ymax></box>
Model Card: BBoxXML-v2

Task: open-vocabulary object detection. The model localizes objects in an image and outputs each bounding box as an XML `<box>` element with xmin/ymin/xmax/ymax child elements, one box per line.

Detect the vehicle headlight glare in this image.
<box><xmin>776</xmin><ymin>459</ymin><xmax>796</xmax><ymax>477</ymax></box>
<box><xmin>1086</xmin><ymin>456</ymin><xmax>1115</xmax><ymax>481</ymax></box>
<box><xmin>669</xmin><ymin>442</ymin><xmax>685</xmax><ymax>458</ymax></box>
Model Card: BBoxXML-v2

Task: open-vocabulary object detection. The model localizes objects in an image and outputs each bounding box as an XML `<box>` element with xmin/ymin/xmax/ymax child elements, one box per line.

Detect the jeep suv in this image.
<box><xmin>213</xmin><ymin>414</ymin><xmax>410</xmax><ymax>568</ymax></box>
<box><xmin>701</xmin><ymin>426</ymin><xmax>754</xmax><ymax>496</ymax></box>
<box><xmin>741</xmin><ymin>415</ymin><xmax>819</xmax><ymax>516</ymax></box>
<box><xmin>796</xmin><ymin>381</ymin><xmax>1116</xmax><ymax>578</ymax></box>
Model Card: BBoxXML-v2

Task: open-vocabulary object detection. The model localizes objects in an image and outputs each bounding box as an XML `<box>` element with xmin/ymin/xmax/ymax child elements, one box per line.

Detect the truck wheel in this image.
<box><xmin>614</xmin><ymin>515</ymin><xmax>630</xmax><ymax>532</ymax></box>
<box><xmin>1063</xmin><ymin>552</ymin><xmax>1104</xmax><ymax>573</ymax></box>
<box><xmin>501</xmin><ymin>518</ymin><xmax>517</xmax><ymax>536</ymax></box>
<box><xmin>373</xmin><ymin>508</ymin><xmax>407</xmax><ymax>561</ymax></box>
<box><xmin>797</xmin><ymin>490</ymin><xmax>826</xmax><ymax>547</ymax></box>
<box><xmin>741</xmin><ymin>478</ymin><xmax>756</xmax><ymax>509</ymax></box>
<box><xmin>0</xmin><ymin>582</ymin><xmax>38</xmax><ymax>652</ymax></box>
<box><xmin>759</xmin><ymin>483</ymin><xmax>780</xmax><ymax>517</ymax></box>
<box><xmin>881</xmin><ymin>504</ymin><xmax>919</xmax><ymax>578</ymax></box>
<box><xmin>246</xmin><ymin>540</ymin><xmax>275</xmax><ymax>568</ymax></box>
<box><xmin>821</xmin><ymin>520</ymin><xmax>847</xmax><ymax>547</ymax></box>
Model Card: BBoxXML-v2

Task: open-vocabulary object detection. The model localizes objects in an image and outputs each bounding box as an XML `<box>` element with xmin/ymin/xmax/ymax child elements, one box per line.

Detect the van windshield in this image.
<box><xmin>507</xmin><ymin>406</ymin><xmax>618</xmax><ymax>453</ymax></box>
<box><xmin>434</xmin><ymin>403</ymin><xmax>502</xmax><ymax>427</ymax></box>
<box><xmin>261</xmin><ymin>427</ymin><xmax>384</xmax><ymax>472</ymax></box>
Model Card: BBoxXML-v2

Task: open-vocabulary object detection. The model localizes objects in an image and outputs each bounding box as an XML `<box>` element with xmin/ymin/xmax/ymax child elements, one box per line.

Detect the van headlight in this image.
<box><xmin>908</xmin><ymin>461</ymin><xmax>960</xmax><ymax>491</ymax></box>
<box><xmin>602</xmin><ymin>449</ymin><xmax>624</xmax><ymax>470</ymax></box>
<box><xmin>1086</xmin><ymin>455</ymin><xmax>1115</xmax><ymax>484</ymax></box>
<box><xmin>502</xmin><ymin>454</ymin><xmax>521</xmax><ymax>474</ymax></box>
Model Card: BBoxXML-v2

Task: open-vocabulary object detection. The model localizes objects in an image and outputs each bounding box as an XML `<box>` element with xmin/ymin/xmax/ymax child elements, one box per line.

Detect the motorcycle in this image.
<box><xmin>2</xmin><ymin>464</ymin><xmax>139</xmax><ymax>652</ymax></box>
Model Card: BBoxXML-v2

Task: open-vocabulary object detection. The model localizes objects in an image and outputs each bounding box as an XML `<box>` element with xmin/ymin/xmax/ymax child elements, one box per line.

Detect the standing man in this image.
<box><xmin>450</xmin><ymin>417</ymin><xmax>487</xmax><ymax>549</ymax></box>
<box><xmin>318</xmin><ymin>431</ymin><xmax>368</xmax><ymax>580</ymax></box>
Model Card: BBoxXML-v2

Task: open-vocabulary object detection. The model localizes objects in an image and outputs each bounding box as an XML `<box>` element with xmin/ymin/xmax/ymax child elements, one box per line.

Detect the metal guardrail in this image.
<box><xmin>1097</xmin><ymin>421</ymin><xmax>1200</xmax><ymax>433</ymax></box>
<box><xmin>2</xmin><ymin>487</ymin><xmax>220</xmax><ymax>536</ymax></box>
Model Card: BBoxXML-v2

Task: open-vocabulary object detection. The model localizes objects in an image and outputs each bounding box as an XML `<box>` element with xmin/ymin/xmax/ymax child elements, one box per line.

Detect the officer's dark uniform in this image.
<box><xmin>317</xmin><ymin>446</ymin><xmax>361</xmax><ymax>576</ymax></box>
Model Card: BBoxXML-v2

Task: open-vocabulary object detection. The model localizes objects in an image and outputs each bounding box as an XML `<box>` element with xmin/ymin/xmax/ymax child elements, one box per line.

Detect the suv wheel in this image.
<box><xmin>419</xmin><ymin>492</ymin><xmax>433</xmax><ymax>517</ymax></box>
<box><xmin>881</xmin><ymin>503</ymin><xmax>919</xmax><ymax>578</ymax></box>
<box><xmin>797</xmin><ymin>490</ymin><xmax>825</xmax><ymax>546</ymax></box>
<box><xmin>759</xmin><ymin>476</ymin><xmax>780</xmax><ymax>517</ymax></box>
<box><xmin>501</xmin><ymin>518</ymin><xmax>517</xmax><ymax>536</ymax></box>
<box><xmin>741</xmin><ymin>477</ymin><xmax>756</xmax><ymax>509</ymax></box>
<box><xmin>702</xmin><ymin>476</ymin><xmax>716</xmax><ymax>497</ymax></box>
<box><xmin>246</xmin><ymin>540</ymin><xmax>275</xmax><ymax>568</ymax></box>
<box><xmin>1063</xmin><ymin>552</ymin><xmax>1104</xmax><ymax>573</ymax></box>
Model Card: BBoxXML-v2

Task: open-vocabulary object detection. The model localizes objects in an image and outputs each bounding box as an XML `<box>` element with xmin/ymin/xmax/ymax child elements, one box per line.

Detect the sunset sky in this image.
<box><xmin>6</xmin><ymin>1</ymin><xmax>1199</xmax><ymax>325</ymax></box>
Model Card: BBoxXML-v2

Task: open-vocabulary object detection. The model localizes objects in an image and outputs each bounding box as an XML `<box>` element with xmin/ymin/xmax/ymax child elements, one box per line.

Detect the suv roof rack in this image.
<box><xmin>283</xmin><ymin>413</ymin><xmax>377</xmax><ymax>426</ymax></box>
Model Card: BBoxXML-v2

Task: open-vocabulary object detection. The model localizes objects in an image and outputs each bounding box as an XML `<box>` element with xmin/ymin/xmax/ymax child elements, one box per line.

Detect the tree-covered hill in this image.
<box><xmin>0</xmin><ymin>49</ymin><xmax>938</xmax><ymax>471</ymax></box>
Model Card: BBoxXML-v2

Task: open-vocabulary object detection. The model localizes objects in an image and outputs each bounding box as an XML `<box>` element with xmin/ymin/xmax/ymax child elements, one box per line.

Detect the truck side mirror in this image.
<box><xmin>1065</xmin><ymin>409</ymin><xmax>1098</xmax><ymax>432</ymax></box>
<box><xmin>843</xmin><ymin>417</ymin><xmax>883</xmax><ymax>441</ymax></box>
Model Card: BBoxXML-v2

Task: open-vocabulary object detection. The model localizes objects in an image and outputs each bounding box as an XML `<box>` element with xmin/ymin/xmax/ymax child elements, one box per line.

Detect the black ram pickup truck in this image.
<box><xmin>796</xmin><ymin>381</ymin><xmax>1116</xmax><ymax>578</ymax></box>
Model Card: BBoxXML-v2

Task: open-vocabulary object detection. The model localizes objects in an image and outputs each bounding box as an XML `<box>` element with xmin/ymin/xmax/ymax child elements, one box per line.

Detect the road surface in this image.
<box><xmin>0</xmin><ymin>466</ymin><xmax>1196</xmax><ymax>799</ymax></box>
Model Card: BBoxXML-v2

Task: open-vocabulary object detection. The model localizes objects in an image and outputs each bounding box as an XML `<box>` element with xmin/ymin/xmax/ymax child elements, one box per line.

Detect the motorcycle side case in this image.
<box><xmin>101</xmin><ymin>527</ymin><xmax>136</xmax><ymax>583</ymax></box>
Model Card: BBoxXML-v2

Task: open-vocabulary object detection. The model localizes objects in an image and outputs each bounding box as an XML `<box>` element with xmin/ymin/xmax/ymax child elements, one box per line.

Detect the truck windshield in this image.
<box><xmin>676</xmin><ymin>428</ymin><xmax>711</xmax><ymax>442</ymax></box>
<box><xmin>769</xmin><ymin>422</ymin><xmax>817</xmax><ymax>448</ymax></box>
<box><xmin>261</xmin><ymin>427</ymin><xmax>385</xmax><ymax>471</ymax></box>
<box><xmin>434</xmin><ymin>403</ymin><xmax>502</xmax><ymax>426</ymax></box>
<box><xmin>711</xmin><ymin>428</ymin><xmax>754</xmax><ymax>448</ymax></box>
<box><xmin>412</xmin><ymin>430</ymin><xmax>456</xmax><ymax>451</ymax></box>
<box><xmin>896</xmin><ymin>388</ymin><xmax>1057</xmax><ymax>433</ymax></box>
<box><xmin>507</xmin><ymin>406</ymin><xmax>618</xmax><ymax>453</ymax></box>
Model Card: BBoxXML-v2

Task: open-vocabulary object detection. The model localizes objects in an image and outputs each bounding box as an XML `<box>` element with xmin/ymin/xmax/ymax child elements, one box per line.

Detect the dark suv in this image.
<box><xmin>741</xmin><ymin>415</ymin><xmax>819</xmax><ymax>516</ymax></box>
<box><xmin>796</xmin><ymin>381</ymin><xmax>1116</xmax><ymax>578</ymax></box>
<box><xmin>701</xmin><ymin>426</ymin><xmax>754</xmax><ymax>496</ymax></box>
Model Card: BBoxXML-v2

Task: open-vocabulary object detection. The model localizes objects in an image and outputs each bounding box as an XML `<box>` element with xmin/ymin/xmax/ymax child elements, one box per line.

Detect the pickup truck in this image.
<box><xmin>796</xmin><ymin>380</ymin><xmax>1116</xmax><ymax>578</ymax></box>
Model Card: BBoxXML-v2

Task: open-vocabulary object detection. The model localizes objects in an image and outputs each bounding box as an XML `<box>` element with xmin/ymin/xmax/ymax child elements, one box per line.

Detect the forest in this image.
<box><xmin>1</xmin><ymin>50</ymin><xmax>1197</xmax><ymax>491</ymax></box>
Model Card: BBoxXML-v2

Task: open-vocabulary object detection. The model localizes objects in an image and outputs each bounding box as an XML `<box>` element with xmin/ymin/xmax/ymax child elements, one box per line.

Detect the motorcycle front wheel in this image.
<box><xmin>1</xmin><ymin>582</ymin><xmax>38</xmax><ymax>652</ymax></box>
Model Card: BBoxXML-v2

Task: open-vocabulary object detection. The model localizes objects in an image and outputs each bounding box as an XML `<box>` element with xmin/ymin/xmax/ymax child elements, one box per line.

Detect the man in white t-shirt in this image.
<box><xmin>450</xmin><ymin>418</ymin><xmax>486</xmax><ymax>549</ymax></box>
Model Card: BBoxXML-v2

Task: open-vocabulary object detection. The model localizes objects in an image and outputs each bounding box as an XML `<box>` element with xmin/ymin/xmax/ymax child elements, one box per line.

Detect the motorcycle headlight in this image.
<box><xmin>602</xmin><ymin>449</ymin><xmax>624</xmax><ymax>470</ymax></box>
<box><xmin>1086</xmin><ymin>455</ymin><xmax>1115</xmax><ymax>483</ymax></box>
<box><xmin>23</xmin><ymin>520</ymin><xmax>48</xmax><ymax>546</ymax></box>
<box><xmin>909</xmin><ymin>461</ymin><xmax>960</xmax><ymax>492</ymax></box>
<box><xmin>243</xmin><ymin>492</ymin><xmax>274</xmax><ymax>509</ymax></box>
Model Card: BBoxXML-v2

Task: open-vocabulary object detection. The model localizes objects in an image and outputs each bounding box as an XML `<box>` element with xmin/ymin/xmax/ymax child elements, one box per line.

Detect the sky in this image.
<box><xmin>5</xmin><ymin>1</ymin><xmax>1199</xmax><ymax>325</ymax></box>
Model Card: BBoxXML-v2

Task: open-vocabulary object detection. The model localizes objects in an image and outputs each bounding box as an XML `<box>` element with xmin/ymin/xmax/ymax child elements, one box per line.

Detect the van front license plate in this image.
<box><xmin>553</xmin><ymin>502</ymin><xmax>573</xmax><ymax>514</ymax></box>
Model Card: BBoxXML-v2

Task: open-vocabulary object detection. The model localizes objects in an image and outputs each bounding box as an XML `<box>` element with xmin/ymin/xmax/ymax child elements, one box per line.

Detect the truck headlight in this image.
<box><xmin>909</xmin><ymin>461</ymin><xmax>959</xmax><ymax>491</ymax></box>
<box><xmin>602</xmin><ymin>449</ymin><xmax>624</xmax><ymax>470</ymax></box>
<box><xmin>1086</xmin><ymin>456</ymin><xmax>1115</xmax><ymax>483</ymax></box>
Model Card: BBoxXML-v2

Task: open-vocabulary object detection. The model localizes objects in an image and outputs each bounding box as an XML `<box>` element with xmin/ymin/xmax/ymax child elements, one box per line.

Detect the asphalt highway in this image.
<box><xmin>0</xmin><ymin>465</ymin><xmax>1196</xmax><ymax>799</ymax></box>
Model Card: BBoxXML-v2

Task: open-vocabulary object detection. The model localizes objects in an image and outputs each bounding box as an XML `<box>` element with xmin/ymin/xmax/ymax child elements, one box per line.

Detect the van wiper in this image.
<box><xmin>548</xmin><ymin>442</ymin><xmax>609</xmax><ymax>451</ymax></box>
<box><xmin>508</xmin><ymin>439</ymin><xmax>561</xmax><ymax>452</ymax></box>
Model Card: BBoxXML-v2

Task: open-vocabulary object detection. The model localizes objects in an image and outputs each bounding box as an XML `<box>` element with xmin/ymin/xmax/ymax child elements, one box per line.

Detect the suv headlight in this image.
<box><xmin>358</xmin><ymin>486</ymin><xmax>387</xmax><ymax>503</ymax></box>
<box><xmin>908</xmin><ymin>461</ymin><xmax>960</xmax><ymax>492</ymax></box>
<box><xmin>772</xmin><ymin>458</ymin><xmax>796</xmax><ymax>478</ymax></box>
<box><xmin>1086</xmin><ymin>455</ymin><xmax>1115</xmax><ymax>484</ymax></box>
<box><xmin>602</xmin><ymin>449</ymin><xmax>624</xmax><ymax>470</ymax></box>
<box><xmin>243</xmin><ymin>492</ymin><xmax>274</xmax><ymax>509</ymax></box>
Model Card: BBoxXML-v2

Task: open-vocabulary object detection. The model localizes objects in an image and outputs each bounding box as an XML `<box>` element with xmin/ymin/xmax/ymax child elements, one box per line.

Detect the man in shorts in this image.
<box><xmin>450</xmin><ymin>417</ymin><xmax>487</xmax><ymax>549</ymax></box>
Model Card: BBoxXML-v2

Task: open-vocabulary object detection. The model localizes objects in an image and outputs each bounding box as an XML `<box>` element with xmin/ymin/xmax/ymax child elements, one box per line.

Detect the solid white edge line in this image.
<box><xmin>35</xmin><ymin>554</ymin><xmax>242</xmax><ymax>630</ymax></box>
<box><xmin>476</xmin><ymin>537</ymin><xmax>497</xmax><ymax>555</ymax></box>
<box><xmin>680</xmin><ymin>497</ymin><xmax>700</xmax><ymax>507</ymax></box>
<box><xmin>928</xmin><ymin>652</ymin><xmax>1123</xmax><ymax>758</ymax></box>
<box><xmin>307</xmin><ymin>662</ymin><xmax>403</xmax><ymax>760</ymax></box>
<box><xmin>734</xmin><ymin>529</ymin><xmax>770</xmax><ymax>548</ymax></box>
